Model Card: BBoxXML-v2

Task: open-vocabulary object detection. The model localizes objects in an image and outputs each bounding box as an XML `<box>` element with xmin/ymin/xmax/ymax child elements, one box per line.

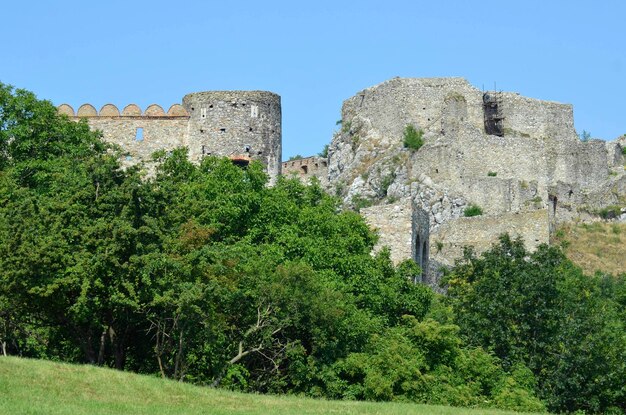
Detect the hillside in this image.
<box><xmin>554</xmin><ymin>222</ymin><xmax>626</xmax><ymax>276</ymax></box>
<box><xmin>0</xmin><ymin>357</ymin><xmax>541</xmax><ymax>415</ymax></box>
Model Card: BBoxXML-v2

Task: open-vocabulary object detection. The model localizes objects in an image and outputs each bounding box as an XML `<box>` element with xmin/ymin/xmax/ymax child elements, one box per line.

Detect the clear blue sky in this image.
<box><xmin>2</xmin><ymin>0</ymin><xmax>624</xmax><ymax>159</ymax></box>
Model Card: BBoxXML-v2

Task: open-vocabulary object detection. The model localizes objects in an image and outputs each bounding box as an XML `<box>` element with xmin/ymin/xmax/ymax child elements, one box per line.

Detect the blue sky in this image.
<box><xmin>2</xmin><ymin>0</ymin><xmax>624</xmax><ymax>159</ymax></box>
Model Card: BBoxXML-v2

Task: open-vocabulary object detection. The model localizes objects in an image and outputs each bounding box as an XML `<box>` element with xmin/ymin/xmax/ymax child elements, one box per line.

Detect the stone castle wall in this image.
<box><xmin>327</xmin><ymin>77</ymin><xmax>625</xmax><ymax>285</ymax></box>
<box><xmin>58</xmin><ymin>90</ymin><xmax>282</xmax><ymax>182</ymax></box>
<box><xmin>183</xmin><ymin>91</ymin><xmax>282</xmax><ymax>183</ymax></box>
<box><xmin>282</xmin><ymin>156</ymin><xmax>329</xmax><ymax>187</ymax></box>
<box><xmin>58</xmin><ymin>79</ymin><xmax>625</xmax><ymax>288</ymax></box>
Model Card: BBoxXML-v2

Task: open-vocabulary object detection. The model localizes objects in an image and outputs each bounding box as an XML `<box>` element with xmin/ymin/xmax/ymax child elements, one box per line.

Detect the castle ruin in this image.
<box><xmin>58</xmin><ymin>79</ymin><xmax>626</xmax><ymax>287</ymax></box>
<box><xmin>327</xmin><ymin>78</ymin><xmax>625</xmax><ymax>284</ymax></box>
<box><xmin>59</xmin><ymin>90</ymin><xmax>282</xmax><ymax>183</ymax></box>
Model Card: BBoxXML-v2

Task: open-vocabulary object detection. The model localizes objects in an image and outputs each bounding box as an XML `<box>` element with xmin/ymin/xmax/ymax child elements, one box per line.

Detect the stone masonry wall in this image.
<box><xmin>282</xmin><ymin>156</ymin><xmax>329</xmax><ymax>187</ymax></box>
<box><xmin>327</xmin><ymin>77</ymin><xmax>623</xmax><ymax>285</ymax></box>
<box><xmin>183</xmin><ymin>91</ymin><xmax>282</xmax><ymax>184</ymax></box>
<box><xmin>58</xmin><ymin>90</ymin><xmax>282</xmax><ymax>182</ymax></box>
<box><xmin>431</xmin><ymin>209</ymin><xmax>550</xmax><ymax>266</ymax></box>
<box><xmin>361</xmin><ymin>198</ymin><xmax>413</xmax><ymax>265</ymax></box>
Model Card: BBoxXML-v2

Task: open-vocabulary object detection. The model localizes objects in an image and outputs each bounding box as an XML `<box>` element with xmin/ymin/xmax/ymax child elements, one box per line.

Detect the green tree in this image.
<box><xmin>446</xmin><ymin>235</ymin><xmax>626</xmax><ymax>413</ymax></box>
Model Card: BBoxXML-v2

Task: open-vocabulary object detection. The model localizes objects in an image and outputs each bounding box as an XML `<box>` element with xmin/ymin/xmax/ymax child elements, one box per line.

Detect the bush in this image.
<box><xmin>487</xmin><ymin>171</ymin><xmax>497</xmax><ymax>177</ymax></box>
<box><xmin>318</xmin><ymin>144</ymin><xmax>329</xmax><ymax>158</ymax></box>
<box><xmin>621</xmin><ymin>146</ymin><xmax>626</xmax><ymax>155</ymax></box>
<box><xmin>403</xmin><ymin>125</ymin><xmax>424</xmax><ymax>151</ymax></box>
<box><xmin>464</xmin><ymin>204</ymin><xmax>483</xmax><ymax>217</ymax></box>
<box><xmin>351</xmin><ymin>195</ymin><xmax>373</xmax><ymax>212</ymax></box>
<box><xmin>598</xmin><ymin>205</ymin><xmax>623</xmax><ymax>220</ymax></box>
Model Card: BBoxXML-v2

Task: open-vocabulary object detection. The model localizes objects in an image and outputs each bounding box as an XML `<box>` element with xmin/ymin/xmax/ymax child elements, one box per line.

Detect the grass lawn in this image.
<box><xmin>0</xmin><ymin>356</ymin><xmax>542</xmax><ymax>415</ymax></box>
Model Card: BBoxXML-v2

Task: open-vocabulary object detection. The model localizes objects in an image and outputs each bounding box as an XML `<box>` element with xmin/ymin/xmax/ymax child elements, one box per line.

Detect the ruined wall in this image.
<box><xmin>361</xmin><ymin>198</ymin><xmax>413</xmax><ymax>266</ymax></box>
<box><xmin>326</xmin><ymin>77</ymin><xmax>624</xmax><ymax>285</ymax></box>
<box><xmin>282</xmin><ymin>156</ymin><xmax>329</xmax><ymax>187</ymax></box>
<box><xmin>183</xmin><ymin>91</ymin><xmax>282</xmax><ymax>183</ymax></box>
<box><xmin>431</xmin><ymin>209</ymin><xmax>550</xmax><ymax>266</ymax></box>
<box><xmin>60</xmin><ymin>104</ymin><xmax>189</xmax><ymax>163</ymax></box>
<box><xmin>58</xmin><ymin>90</ymin><xmax>282</xmax><ymax>181</ymax></box>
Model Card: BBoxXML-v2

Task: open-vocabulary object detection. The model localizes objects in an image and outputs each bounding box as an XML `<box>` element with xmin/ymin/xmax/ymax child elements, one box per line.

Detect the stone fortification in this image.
<box><xmin>282</xmin><ymin>156</ymin><xmax>329</xmax><ymax>187</ymax></box>
<box><xmin>328</xmin><ymin>77</ymin><xmax>625</xmax><ymax>286</ymax></box>
<box><xmin>183</xmin><ymin>91</ymin><xmax>282</xmax><ymax>182</ymax></box>
<box><xmin>58</xmin><ymin>90</ymin><xmax>282</xmax><ymax>183</ymax></box>
<box><xmin>58</xmin><ymin>79</ymin><xmax>625</xmax><ymax>288</ymax></box>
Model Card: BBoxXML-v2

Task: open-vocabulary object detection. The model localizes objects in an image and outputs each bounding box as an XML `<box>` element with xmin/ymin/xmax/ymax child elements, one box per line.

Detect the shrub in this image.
<box><xmin>379</xmin><ymin>173</ymin><xmax>396</xmax><ymax>197</ymax></box>
<box><xmin>464</xmin><ymin>204</ymin><xmax>483</xmax><ymax>217</ymax></box>
<box><xmin>403</xmin><ymin>125</ymin><xmax>424</xmax><ymax>151</ymax></box>
<box><xmin>318</xmin><ymin>144</ymin><xmax>329</xmax><ymax>158</ymax></box>
<box><xmin>352</xmin><ymin>195</ymin><xmax>373</xmax><ymax>212</ymax></box>
<box><xmin>579</xmin><ymin>130</ymin><xmax>591</xmax><ymax>142</ymax></box>
<box><xmin>598</xmin><ymin>205</ymin><xmax>623</xmax><ymax>220</ymax></box>
<box><xmin>487</xmin><ymin>171</ymin><xmax>497</xmax><ymax>177</ymax></box>
<box><xmin>621</xmin><ymin>146</ymin><xmax>626</xmax><ymax>155</ymax></box>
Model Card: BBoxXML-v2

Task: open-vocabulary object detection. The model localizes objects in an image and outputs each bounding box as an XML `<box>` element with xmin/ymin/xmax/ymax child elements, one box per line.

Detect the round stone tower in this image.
<box><xmin>182</xmin><ymin>91</ymin><xmax>282</xmax><ymax>183</ymax></box>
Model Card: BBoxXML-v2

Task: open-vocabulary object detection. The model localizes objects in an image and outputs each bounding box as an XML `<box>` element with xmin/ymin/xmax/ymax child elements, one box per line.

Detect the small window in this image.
<box><xmin>251</xmin><ymin>105</ymin><xmax>259</xmax><ymax>118</ymax></box>
<box><xmin>244</xmin><ymin>145</ymin><xmax>251</xmax><ymax>153</ymax></box>
<box><xmin>201</xmin><ymin>108</ymin><xmax>207</xmax><ymax>118</ymax></box>
<box><xmin>220</xmin><ymin>128</ymin><xmax>226</xmax><ymax>133</ymax></box>
<box><xmin>301</xmin><ymin>165</ymin><xmax>308</xmax><ymax>174</ymax></box>
<box><xmin>125</xmin><ymin>155</ymin><xmax>132</xmax><ymax>161</ymax></box>
<box><xmin>135</xmin><ymin>127</ymin><xmax>144</xmax><ymax>141</ymax></box>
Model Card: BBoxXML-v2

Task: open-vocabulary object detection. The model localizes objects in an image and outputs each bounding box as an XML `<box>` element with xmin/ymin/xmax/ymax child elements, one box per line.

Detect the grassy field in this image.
<box><xmin>0</xmin><ymin>356</ymin><xmax>542</xmax><ymax>415</ymax></box>
<box><xmin>554</xmin><ymin>222</ymin><xmax>626</xmax><ymax>276</ymax></box>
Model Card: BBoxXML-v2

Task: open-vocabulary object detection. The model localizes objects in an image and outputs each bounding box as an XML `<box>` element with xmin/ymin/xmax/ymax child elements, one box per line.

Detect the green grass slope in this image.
<box><xmin>0</xmin><ymin>356</ymin><xmax>542</xmax><ymax>415</ymax></box>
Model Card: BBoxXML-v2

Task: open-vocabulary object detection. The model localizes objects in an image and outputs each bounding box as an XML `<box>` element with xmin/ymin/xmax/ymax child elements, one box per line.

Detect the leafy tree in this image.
<box><xmin>446</xmin><ymin>235</ymin><xmax>626</xmax><ymax>413</ymax></box>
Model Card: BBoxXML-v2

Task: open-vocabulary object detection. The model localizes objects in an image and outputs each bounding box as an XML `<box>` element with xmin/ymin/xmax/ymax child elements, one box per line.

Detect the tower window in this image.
<box><xmin>135</xmin><ymin>127</ymin><xmax>144</xmax><ymax>141</ymax></box>
<box><xmin>201</xmin><ymin>108</ymin><xmax>207</xmax><ymax>118</ymax></box>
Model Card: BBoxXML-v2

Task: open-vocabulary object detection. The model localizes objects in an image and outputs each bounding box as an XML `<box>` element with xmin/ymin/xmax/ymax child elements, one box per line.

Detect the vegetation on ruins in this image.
<box><xmin>463</xmin><ymin>204</ymin><xmax>483</xmax><ymax>217</ymax></box>
<box><xmin>578</xmin><ymin>129</ymin><xmax>591</xmax><ymax>142</ymax></box>
<box><xmin>403</xmin><ymin>125</ymin><xmax>424</xmax><ymax>151</ymax></box>
<box><xmin>1</xmin><ymin>83</ymin><xmax>626</xmax><ymax>414</ymax></box>
<box><xmin>318</xmin><ymin>144</ymin><xmax>329</xmax><ymax>158</ymax></box>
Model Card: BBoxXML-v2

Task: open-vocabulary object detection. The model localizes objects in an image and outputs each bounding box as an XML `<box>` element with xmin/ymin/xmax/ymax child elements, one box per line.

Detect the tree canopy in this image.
<box><xmin>1</xmin><ymin>82</ymin><xmax>624</xmax><ymax>413</ymax></box>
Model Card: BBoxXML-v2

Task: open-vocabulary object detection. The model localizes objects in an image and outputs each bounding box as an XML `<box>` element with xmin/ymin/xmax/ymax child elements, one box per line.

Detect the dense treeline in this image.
<box><xmin>0</xmin><ymin>83</ymin><xmax>625</xmax><ymax>413</ymax></box>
